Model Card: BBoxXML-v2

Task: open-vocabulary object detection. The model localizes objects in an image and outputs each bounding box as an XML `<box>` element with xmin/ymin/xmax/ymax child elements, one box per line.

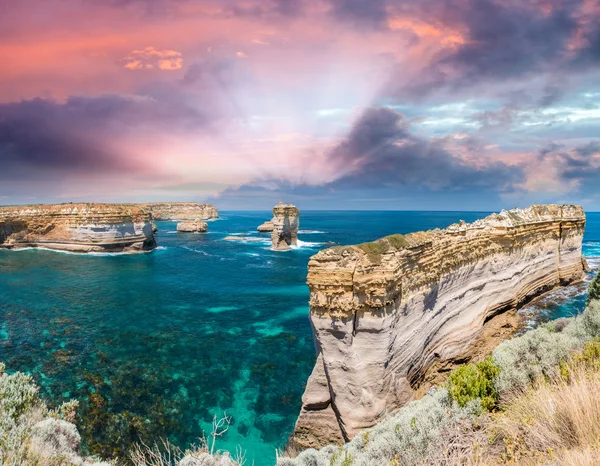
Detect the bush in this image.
<box><xmin>588</xmin><ymin>271</ymin><xmax>600</xmax><ymax>303</ymax></box>
<box><xmin>493</xmin><ymin>300</ymin><xmax>600</xmax><ymax>395</ymax></box>
<box><xmin>357</xmin><ymin>240</ymin><xmax>389</xmax><ymax>264</ymax></box>
<box><xmin>447</xmin><ymin>356</ymin><xmax>500</xmax><ymax>411</ymax></box>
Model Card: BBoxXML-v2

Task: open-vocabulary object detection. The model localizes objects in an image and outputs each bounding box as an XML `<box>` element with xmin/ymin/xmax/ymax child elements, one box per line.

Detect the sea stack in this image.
<box><xmin>141</xmin><ymin>203</ymin><xmax>219</xmax><ymax>221</ymax></box>
<box><xmin>177</xmin><ymin>219</ymin><xmax>208</xmax><ymax>233</ymax></box>
<box><xmin>0</xmin><ymin>203</ymin><xmax>157</xmax><ymax>253</ymax></box>
<box><xmin>289</xmin><ymin>204</ymin><xmax>587</xmax><ymax>450</ymax></box>
<box><xmin>271</xmin><ymin>202</ymin><xmax>299</xmax><ymax>251</ymax></box>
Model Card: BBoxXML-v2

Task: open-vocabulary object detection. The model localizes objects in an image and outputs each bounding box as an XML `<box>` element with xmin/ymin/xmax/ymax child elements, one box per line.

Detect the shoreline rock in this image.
<box><xmin>271</xmin><ymin>203</ymin><xmax>299</xmax><ymax>251</ymax></box>
<box><xmin>0</xmin><ymin>203</ymin><xmax>157</xmax><ymax>253</ymax></box>
<box><xmin>177</xmin><ymin>220</ymin><xmax>208</xmax><ymax>233</ymax></box>
<box><xmin>289</xmin><ymin>204</ymin><xmax>587</xmax><ymax>450</ymax></box>
<box><xmin>223</xmin><ymin>236</ymin><xmax>265</xmax><ymax>242</ymax></box>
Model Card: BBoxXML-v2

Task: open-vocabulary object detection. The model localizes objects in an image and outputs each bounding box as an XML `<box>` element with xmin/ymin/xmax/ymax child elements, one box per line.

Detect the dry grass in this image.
<box><xmin>423</xmin><ymin>342</ymin><xmax>600</xmax><ymax>466</ymax></box>
<box><xmin>494</xmin><ymin>367</ymin><xmax>600</xmax><ymax>459</ymax></box>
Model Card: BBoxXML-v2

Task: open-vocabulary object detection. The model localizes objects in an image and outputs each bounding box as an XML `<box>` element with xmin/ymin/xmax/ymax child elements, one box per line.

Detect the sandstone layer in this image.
<box><xmin>142</xmin><ymin>203</ymin><xmax>219</xmax><ymax>221</ymax></box>
<box><xmin>0</xmin><ymin>203</ymin><xmax>157</xmax><ymax>253</ymax></box>
<box><xmin>290</xmin><ymin>204</ymin><xmax>587</xmax><ymax>450</ymax></box>
<box><xmin>177</xmin><ymin>220</ymin><xmax>208</xmax><ymax>233</ymax></box>
<box><xmin>271</xmin><ymin>203</ymin><xmax>299</xmax><ymax>251</ymax></box>
<box><xmin>257</xmin><ymin>221</ymin><xmax>274</xmax><ymax>232</ymax></box>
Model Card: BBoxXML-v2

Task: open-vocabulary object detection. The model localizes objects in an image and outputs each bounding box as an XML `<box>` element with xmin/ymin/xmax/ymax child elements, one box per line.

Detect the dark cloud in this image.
<box><xmin>213</xmin><ymin>107</ymin><xmax>526</xmax><ymax>209</ymax></box>
<box><xmin>539</xmin><ymin>142</ymin><xmax>600</xmax><ymax>181</ymax></box>
<box><xmin>0</xmin><ymin>92</ymin><xmax>211</xmax><ymax>180</ymax></box>
<box><xmin>328</xmin><ymin>0</ymin><xmax>388</xmax><ymax>29</ymax></box>
<box><xmin>222</xmin><ymin>0</ymin><xmax>306</xmax><ymax>19</ymax></box>
<box><xmin>381</xmin><ymin>0</ymin><xmax>598</xmax><ymax>99</ymax></box>
<box><xmin>328</xmin><ymin>107</ymin><xmax>525</xmax><ymax>191</ymax></box>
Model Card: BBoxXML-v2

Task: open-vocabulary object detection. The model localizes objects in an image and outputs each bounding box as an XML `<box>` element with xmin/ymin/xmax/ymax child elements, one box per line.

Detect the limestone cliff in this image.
<box><xmin>0</xmin><ymin>203</ymin><xmax>157</xmax><ymax>253</ymax></box>
<box><xmin>142</xmin><ymin>203</ymin><xmax>219</xmax><ymax>221</ymax></box>
<box><xmin>271</xmin><ymin>203</ymin><xmax>299</xmax><ymax>251</ymax></box>
<box><xmin>290</xmin><ymin>204</ymin><xmax>587</xmax><ymax>450</ymax></box>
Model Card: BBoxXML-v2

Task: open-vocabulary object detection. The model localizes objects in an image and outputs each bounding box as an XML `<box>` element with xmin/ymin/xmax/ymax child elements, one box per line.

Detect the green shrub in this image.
<box><xmin>588</xmin><ymin>271</ymin><xmax>600</xmax><ymax>303</ymax></box>
<box><xmin>384</xmin><ymin>234</ymin><xmax>409</xmax><ymax>250</ymax></box>
<box><xmin>357</xmin><ymin>240</ymin><xmax>389</xmax><ymax>264</ymax></box>
<box><xmin>447</xmin><ymin>356</ymin><xmax>500</xmax><ymax>411</ymax></box>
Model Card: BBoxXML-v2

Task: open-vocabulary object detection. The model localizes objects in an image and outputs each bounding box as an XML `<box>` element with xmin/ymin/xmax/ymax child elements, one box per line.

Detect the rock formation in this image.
<box><xmin>290</xmin><ymin>204</ymin><xmax>587</xmax><ymax>450</ymax></box>
<box><xmin>271</xmin><ymin>203</ymin><xmax>299</xmax><ymax>251</ymax></box>
<box><xmin>257</xmin><ymin>221</ymin><xmax>274</xmax><ymax>232</ymax></box>
<box><xmin>142</xmin><ymin>203</ymin><xmax>219</xmax><ymax>221</ymax></box>
<box><xmin>177</xmin><ymin>220</ymin><xmax>208</xmax><ymax>233</ymax></box>
<box><xmin>0</xmin><ymin>203</ymin><xmax>157</xmax><ymax>253</ymax></box>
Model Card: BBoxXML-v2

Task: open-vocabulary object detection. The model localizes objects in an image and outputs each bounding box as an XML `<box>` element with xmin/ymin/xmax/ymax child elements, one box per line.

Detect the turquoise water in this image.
<box><xmin>0</xmin><ymin>211</ymin><xmax>598</xmax><ymax>464</ymax></box>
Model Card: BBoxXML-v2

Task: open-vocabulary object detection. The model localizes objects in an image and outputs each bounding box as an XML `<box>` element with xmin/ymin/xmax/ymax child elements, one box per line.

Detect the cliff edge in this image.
<box><xmin>141</xmin><ymin>202</ymin><xmax>219</xmax><ymax>221</ymax></box>
<box><xmin>290</xmin><ymin>204</ymin><xmax>587</xmax><ymax>450</ymax></box>
<box><xmin>0</xmin><ymin>203</ymin><xmax>156</xmax><ymax>253</ymax></box>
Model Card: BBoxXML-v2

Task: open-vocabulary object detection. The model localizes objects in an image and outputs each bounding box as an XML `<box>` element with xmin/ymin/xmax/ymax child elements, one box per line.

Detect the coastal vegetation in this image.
<box><xmin>4</xmin><ymin>278</ymin><xmax>600</xmax><ymax>465</ymax></box>
<box><xmin>279</xmin><ymin>273</ymin><xmax>600</xmax><ymax>465</ymax></box>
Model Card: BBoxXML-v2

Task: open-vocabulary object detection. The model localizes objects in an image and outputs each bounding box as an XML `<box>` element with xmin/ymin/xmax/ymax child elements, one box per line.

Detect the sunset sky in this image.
<box><xmin>2</xmin><ymin>0</ymin><xmax>600</xmax><ymax>210</ymax></box>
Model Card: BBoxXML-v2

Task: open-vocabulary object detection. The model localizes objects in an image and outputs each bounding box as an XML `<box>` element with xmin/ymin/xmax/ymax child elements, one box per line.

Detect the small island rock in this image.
<box><xmin>177</xmin><ymin>220</ymin><xmax>208</xmax><ymax>233</ymax></box>
<box><xmin>257</xmin><ymin>221</ymin><xmax>274</xmax><ymax>232</ymax></box>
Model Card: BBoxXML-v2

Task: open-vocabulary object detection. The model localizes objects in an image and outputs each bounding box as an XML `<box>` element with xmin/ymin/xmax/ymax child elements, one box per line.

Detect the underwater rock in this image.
<box><xmin>142</xmin><ymin>202</ymin><xmax>219</xmax><ymax>220</ymax></box>
<box><xmin>177</xmin><ymin>220</ymin><xmax>208</xmax><ymax>233</ymax></box>
<box><xmin>290</xmin><ymin>204</ymin><xmax>587</xmax><ymax>449</ymax></box>
<box><xmin>271</xmin><ymin>203</ymin><xmax>299</xmax><ymax>251</ymax></box>
<box><xmin>0</xmin><ymin>203</ymin><xmax>157</xmax><ymax>253</ymax></box>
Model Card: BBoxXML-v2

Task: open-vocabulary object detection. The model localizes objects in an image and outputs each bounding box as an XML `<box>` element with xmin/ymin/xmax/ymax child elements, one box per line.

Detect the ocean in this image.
<box><xmin>0</xmin><ymin>211</ymin><xmax>599</xmax><ymax>465</ymax></box>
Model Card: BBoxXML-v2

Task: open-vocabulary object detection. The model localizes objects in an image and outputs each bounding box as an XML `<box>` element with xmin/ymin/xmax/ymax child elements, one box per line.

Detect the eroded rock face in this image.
<box><xmin>271</xmin><ymin>203</ymin><xmax>299</xmax><ymax>251</ymax></box>
<box><xmin>142</xmin><ymin>203</ymin><xmax>219</xmax><ymax>221</ymax></box>
<box><xmin>0</xmin><ymin>204</ymin><xmax>157</xmax><ymax>253</ymax></box>
<box><xmin>257</xmin><ymin>221</ymin><xmax>274</xmax><ymax>232</ymax></box>
<box><xmin>290</xmin><ymin>204</ymin><xmax>587</xmax><ymax>449</ymax></box>
<box><xmin>177</xmin><ymin>220</ymin><xmax>208</xmax><ymax>233</ymax></box>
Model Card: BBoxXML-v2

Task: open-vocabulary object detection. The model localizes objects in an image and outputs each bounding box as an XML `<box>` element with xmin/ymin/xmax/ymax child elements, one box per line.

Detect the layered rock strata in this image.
<box><xmin>271</xmin><ymin>203</ymin><xmax>299</xmax><ymax>251</ymax></box>
<box><xmin>290</xmin><ymin>204</ymin><xmax>587</xmax><ymax>450</ymax></box>
<box><xmin>142</xmin><ymin>203</ymin><xmax>219</xmax><ymax>221</ymax></box>
<box><xmin>257</xmin><ymin>221</ymin><xmax>274</xmax><ymax>232</ymax></box>
<box><xmin>177</xmin><ymin>220</ymin><xmax>208</xmax><ymax>233</ymax></box>
<box><xmin>0</xmin><ymin>203</ymin><xmax>157</xmax><ymax>253</ymax></box>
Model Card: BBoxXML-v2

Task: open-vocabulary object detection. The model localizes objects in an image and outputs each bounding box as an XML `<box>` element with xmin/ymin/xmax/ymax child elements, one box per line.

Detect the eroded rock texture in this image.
<box><xmin>257</xmin><ymin>221</ymin><xmax>274</xmax><ymax>232</ymax></box>
<box><xmin>290</xmin><ymin>204</ymin><xmax>587</xmax><ymax>449</ymax></box>
<box><xmin>0</xmin><ymin>203</ymin><xmax>156</xmax><ymax>253</ymax></box>
<box><xmin>142</xmin><ymin>203</ymin><xmax>219</xmax><ymax>220</ymax></box>
<box><xmin>271</xmin><ymin>203</ymin><xmax>299</xmax><ymax>251</ymax></box>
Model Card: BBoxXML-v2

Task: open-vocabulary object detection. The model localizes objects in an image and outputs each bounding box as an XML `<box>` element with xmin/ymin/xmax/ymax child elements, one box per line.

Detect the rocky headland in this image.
<box><xmin>290</xmin><ymin>204</ymin><xmax>587</xmax><ymax>450</ymax></box>
<box><xmin>0</xmin><ymin>203</ymin><xmax>157</xmax><ymax>253</ymax></box>
<box><xmin>141</xmin><ymin>202</ymin><xmax>219</xmax><ymax>221</ymax></box>
<box><xmin>177</xmin><ymin>220</ymin><xmax>208</xmax><ymax>233</ymax></box>
<box><xmin>271</xmin><ymin>203</ymin><xmax>299</xmax><ymax>251</ymax></box>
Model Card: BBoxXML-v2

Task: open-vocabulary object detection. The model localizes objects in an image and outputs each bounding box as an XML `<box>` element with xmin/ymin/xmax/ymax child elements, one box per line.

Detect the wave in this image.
<box><xmin>0</xmin><ymin>246</ymin><xmax>161</xmax><ymax>256</ymax></box>
<box><xmin>298</xmin><ymin>230</ymin><xmax>326</xmax><ymax>234</ymax></box>
<box><xmin>293</xmin><ymin>240</ymin><xmax>325</xmax><ymax>248</ymax></box>
<box><xmin>180</xmin><ymin>245</ymin><xmax>214</xmax><ymax>256</ymax></box>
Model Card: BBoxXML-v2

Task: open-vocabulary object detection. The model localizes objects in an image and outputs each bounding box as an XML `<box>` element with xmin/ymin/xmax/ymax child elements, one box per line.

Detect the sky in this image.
<box><xmin>1</xmin><ymin>0</ymin><xmax>600</xmax><ymax>210</ymax></box>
